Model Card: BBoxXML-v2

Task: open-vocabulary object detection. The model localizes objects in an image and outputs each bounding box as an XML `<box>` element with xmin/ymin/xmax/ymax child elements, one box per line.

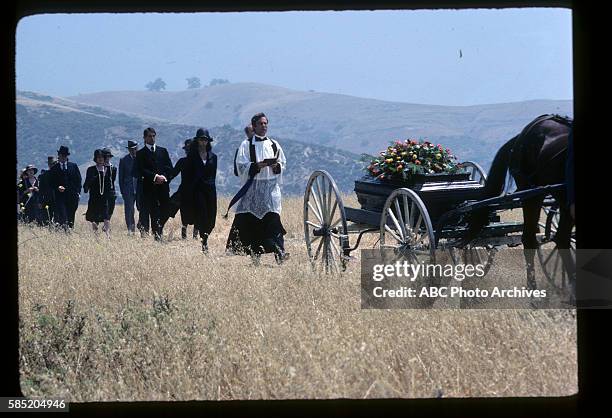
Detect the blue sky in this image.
<box><xmin>15</xmin><ymin>8</ymin><xmax>572</xmax><ymax>106</ymax></box>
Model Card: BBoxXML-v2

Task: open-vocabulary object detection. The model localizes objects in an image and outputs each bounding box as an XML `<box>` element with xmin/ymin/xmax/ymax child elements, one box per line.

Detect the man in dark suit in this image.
<box><xmin>49</xmin><ymin>145</ymin><xmax>82</xmax><ymax>230</ymax></box>
<box><xmin>37</xmin><ymin>156</ymin><xmax>57</xmax><ymax>225</ymax></box>
<box><xmin>133</xmin><ymin>127</ymin><xmax>173</xmax><ymax>241</ymax></box>
<box><xmin>119</xmin><ymin>140</ymin><xmax>139</xmax><ymax>233</ymax></box>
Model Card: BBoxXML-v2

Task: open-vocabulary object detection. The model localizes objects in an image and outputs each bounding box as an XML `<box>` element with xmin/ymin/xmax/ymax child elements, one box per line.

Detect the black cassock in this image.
<box><xmin>83</xmin><ymin>166</ymin><xmax>114</xmax><ymax>223</ymax></box>
<box><xmin>183</xmin><ymin>150</ymin><xmax>217</xmax><ymax>240</ymax></box>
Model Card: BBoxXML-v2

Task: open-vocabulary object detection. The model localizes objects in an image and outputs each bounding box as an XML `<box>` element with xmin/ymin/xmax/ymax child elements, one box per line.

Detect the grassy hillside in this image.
<box><xmin>16</xmin><ymin>91</ymin><xmax>364</xmax><ymax>196</ymax></box>
<box><xmin>18</xmin><ymin>198</ymin><xmax>577</xmax><ymax>401</ymax></box>
<box><xmin>68</xmin><ymin>82</ymin><xmax>573</xmax><ymax>166</ymax></box>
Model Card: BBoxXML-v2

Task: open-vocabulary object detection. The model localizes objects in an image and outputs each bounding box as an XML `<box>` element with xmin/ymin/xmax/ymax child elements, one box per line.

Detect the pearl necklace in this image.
<box><xmin>98</xmin><ymin>166</ymin><xmax>106</xmax><ymax>195</ymax></box>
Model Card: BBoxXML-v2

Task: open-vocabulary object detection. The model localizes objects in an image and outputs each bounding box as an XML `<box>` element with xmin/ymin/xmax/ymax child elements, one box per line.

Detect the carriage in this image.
<box><xmin>302</xmin><ymin>163</ymin><xmax>574</xmax><ymax>293</ymax></box>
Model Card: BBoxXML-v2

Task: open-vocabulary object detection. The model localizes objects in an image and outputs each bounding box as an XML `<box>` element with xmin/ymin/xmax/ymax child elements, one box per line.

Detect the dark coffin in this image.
<box><xmin>354</xmin><ymin>173</ymin><xmax>485</xmax><ymax>223</ymax></box>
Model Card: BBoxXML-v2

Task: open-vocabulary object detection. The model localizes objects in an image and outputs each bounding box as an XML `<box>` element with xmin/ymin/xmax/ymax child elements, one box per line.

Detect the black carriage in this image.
<box><xmin>303</xmin><ymin>163</ymin><xmax>574</xmax><ymax>292</ymax></box>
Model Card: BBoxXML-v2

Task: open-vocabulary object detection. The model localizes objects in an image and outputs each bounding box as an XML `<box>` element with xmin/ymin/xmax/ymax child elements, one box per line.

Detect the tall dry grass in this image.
<box><xmin>17</xmin><ymin>195</ymin><xmax>576</xmax><ymax>401</ymax></box>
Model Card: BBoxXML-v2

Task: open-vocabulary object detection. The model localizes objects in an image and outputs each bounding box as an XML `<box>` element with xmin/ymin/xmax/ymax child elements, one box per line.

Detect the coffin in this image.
<box><xmin>354</xmin><ymin>173</ymin><xmax>485</xmax><ymax>223</ymax></box>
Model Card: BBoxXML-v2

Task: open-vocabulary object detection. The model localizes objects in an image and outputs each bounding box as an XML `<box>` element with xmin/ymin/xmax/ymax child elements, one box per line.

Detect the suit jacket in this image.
<box><xmin>49</xmin><ymin>161</ymin><xmax>82</xmax><ymax>198</ymax></box>
<box><xmin>37</xmin><ymin>169</ymin><xmax>55</xmax><ymax>206</ymax></box>
<box><xmin>134</xmin><ymin>144</ymin><xmax>173</xmax><ymax>196</ymax></box>
<box><xmin>119</xmin><ymin>154</ymin><xmax>138</xmax><ymax>197</ymax></box>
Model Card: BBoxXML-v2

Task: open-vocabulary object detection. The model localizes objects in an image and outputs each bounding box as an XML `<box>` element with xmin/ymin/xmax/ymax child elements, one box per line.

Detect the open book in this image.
<box><xmin>262</xmin><ymin>147</ymin><xmax>281</xmax><ymax>166</ymax></box>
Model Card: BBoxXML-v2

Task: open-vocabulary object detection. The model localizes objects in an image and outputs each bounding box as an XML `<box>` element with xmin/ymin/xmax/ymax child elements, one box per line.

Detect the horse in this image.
<box><xmin>465</xmin><ymin>114</ymin><xmax>574</xmax><ymax>299</ymax></box>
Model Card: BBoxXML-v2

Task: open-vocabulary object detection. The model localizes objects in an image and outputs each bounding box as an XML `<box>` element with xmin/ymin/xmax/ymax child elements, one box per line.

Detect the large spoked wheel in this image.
<box><xmin>380</xmin><ymin>188</ymin><xmax>436</xmax><ymax>264</ymax></box>
<box><xmin>461</xmin><ymin>161</ymin><xmax>487</xmax><ymax>186</ymax></box>
<box><xmin>537</xmin><ymin>204</ymin><xmax>576</xmax><ymax>293</ymax></box>
<box><xmin>304</xmin><ymin>170</ymin><xmax>349</xmax><ymax>274</ymax></box>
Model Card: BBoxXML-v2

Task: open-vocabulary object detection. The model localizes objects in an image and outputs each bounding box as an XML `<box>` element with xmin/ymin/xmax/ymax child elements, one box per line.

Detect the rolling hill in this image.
<box><xmin>68</xmin><ymin>82</ymin><xmax>573</xmax><ymax>167</ymax></box>
<box><xmin>16</xmin><ymin>91</ymin><xmax>365</xmax><ymax>197</ymax></box>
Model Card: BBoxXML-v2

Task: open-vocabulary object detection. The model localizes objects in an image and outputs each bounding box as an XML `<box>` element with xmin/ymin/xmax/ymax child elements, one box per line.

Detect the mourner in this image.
<box><xmin>84</xmin><ymin>149</ymin><xmax>114</xmax><ymax>236</ymax></box>
<box><xmin>134</xmin><ymin>127</ymin><xmax>173</xmax><ymax>241</ymax></box>
<box><xmin>49</xmin><ymin>145</ymin><xmax>82</xmax><ymax>230</ymax></box>
<box><xmin>169</xmin><ymin>139</ymin><xmax>199</xmax><ymax>240</ymax></box>
<box><xmin>226</xmin><ymin>125</ymin><xmax>255</xmax><ymax>254</ymax></box>
<box><xmin>38</xmin><ymin>156</ymin><xmax>57</xmax><ymax>225</ymax></box>
<box><xmin>229</xmin><ymin>113</ymin><xmax>289</xmax><ymax>264</ymax></box>
<box><xmin>184</xmin><ymin>128</ymin><xmax>217</xmax><ymax>253</ymax></box>
<box><xmin>102</xmin><ymin>148</ymin><xmax>118</xmax><ymax>221</ymax></box>
<box><xmin>119</xmin><ymin>140</ymin><xmax>139</xmax><ymax>233</ymax></box>
<box><xmin>17</xmin><ymin>164</ymin><xmax>40</xmax><ymax>224</ymax></box>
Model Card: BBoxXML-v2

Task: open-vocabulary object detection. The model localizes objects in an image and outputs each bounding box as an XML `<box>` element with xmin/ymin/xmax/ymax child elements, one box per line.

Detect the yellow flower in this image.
<box><xmin>436</xmin><ymin>154</ymin><xmax>441</xmax><ymax>159</ymax></box>
<box><xmin>401</xmin><ymin>151</ymin><xmax>408</xmax><ymax>156</ymax></box>
<box><xmin>385</xmin><ymin>158</ymin><xmax>394</xmax><ymax>163</ymax></box>
<box><xmin>412</xmin><ymin>154</ymin><xmax>417</xmax><ymax>160</ymax></box>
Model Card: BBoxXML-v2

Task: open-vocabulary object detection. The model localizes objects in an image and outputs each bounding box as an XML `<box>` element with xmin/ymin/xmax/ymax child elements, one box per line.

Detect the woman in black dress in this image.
<box><xmin>84</xmin><ymin>149</ymin><xmax>114</xmax><ymax>236</ymax></box>
<box><xmin>17</xmin><ymin>164</ymin><xmax>41</xmax><ymax>224</ymax></box>
<box><xmin>169</xmin><ymin>139</ymin><xmax>198</xmax><ymax>239</ymax></box>
<box><xmin>184</xmin><ymin>129</ymin><xmax>217</xmax><ymax>253</ymax></box>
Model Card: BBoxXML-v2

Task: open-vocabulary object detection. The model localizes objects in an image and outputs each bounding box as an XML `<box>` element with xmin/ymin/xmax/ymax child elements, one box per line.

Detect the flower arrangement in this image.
<box><xmin>364</xmin><ymin>139</ymin><xmax>463</xmax><ymax>181</ymax></box>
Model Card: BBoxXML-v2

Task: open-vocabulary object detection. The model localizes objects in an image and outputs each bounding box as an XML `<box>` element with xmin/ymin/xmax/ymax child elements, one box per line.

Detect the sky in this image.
<box><xmin>15</xmin><ymin>8</ymin><xmax>573</xmax><ymax>106</ymax></box>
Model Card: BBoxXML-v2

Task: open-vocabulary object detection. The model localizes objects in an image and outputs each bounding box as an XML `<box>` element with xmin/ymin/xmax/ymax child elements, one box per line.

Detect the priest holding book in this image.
<box><xmin>228</xmin><ymin>112</ymin><xmax>289</xmax><ymax>264</ymax></box>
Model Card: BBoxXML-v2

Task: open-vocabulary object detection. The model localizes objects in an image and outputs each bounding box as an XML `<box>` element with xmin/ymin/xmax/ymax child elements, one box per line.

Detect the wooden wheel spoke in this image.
<box><xmin>386</xmin><ymin>208</ymin><xmax>404</xmax><ymax>240</ymax></box>
<box><xmin>309</xmin><ymin>235</ymin><xmax>321</xmax><ymax>246</ymax></box>
<box><xmin>313</xmin><ymin>237</ymin><xmax>324</xmax><ymax>261</ymax></box>
<box><xmin>306</xmin><ymin>220</ymin><xmax>321</xmax><ymax>229</ymax></box>
<box><xmin>329</xmin><ymin>198</ymin><xmax>338</xmax><ymax>225</ymax></box>
<box><xmin>543</xmin><ymin>248</ymin><xmax>555</xmax><ymax>267</ymax></box>
<box><xmin>309</xmin><ymin>189</ymin><xmax>325</xmax><ymax>224</ymax></box>
<box><xmin>393</xmin><ymin>199</ymin><xmax>407</xmax><ymax>239</ymax></box>
<box><xmin>307</xmin><ymin>201</ymin><xmax>324</xmax><ymax>224</ymax></box>
<box><xmin>384</xmin><ymin>224</ymin><xmax>404</xmax><ymax>244</ymax></box>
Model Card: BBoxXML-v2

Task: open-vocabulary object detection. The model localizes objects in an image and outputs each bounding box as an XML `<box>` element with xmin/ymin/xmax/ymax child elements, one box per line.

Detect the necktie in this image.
<box><xmin>62</xmin><ymin>163</ymin><xmax>66</xmax><ymax>171</ymax></box>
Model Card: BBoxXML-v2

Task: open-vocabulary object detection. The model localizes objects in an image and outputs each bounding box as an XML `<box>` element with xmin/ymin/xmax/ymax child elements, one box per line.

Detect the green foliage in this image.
<box><xmin>145</xmin><ymin>78</ymin><xmax>166</xmax><ymax>92</ymax></box>
<box><xmin>186</xmin><ymin>77</ymin><xmax>201</xmax><ymax>89</ymax></box>
<box><xmin>365</xmin><ymin>139</ymin><xmax>462</xmax><ymax>181</ymax></box>
<box><xmin>209</xmin><ymin>78</ymin><xmax>229</xmax><ymax>86</ymax></box>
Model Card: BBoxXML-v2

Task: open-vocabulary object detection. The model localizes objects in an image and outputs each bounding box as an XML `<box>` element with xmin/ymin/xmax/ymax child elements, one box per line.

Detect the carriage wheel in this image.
<box><xmin>379</xmin><ymin>188</ymin><xmax>436</xmax><ymax>264</ymax></box>
<box><xmin>537</xmin><ymin>205</ymin><xmax>576</xmax><ymax>293</ymax></box>
<box><xmin>304</xmin><ymin>170</ymin><xmax>349</xmax><ymax>274</ymax></box>
<box><xmin>461</xmin><ymin>161</ymin><xmax>487</xmax><ymax>186</ymax></box>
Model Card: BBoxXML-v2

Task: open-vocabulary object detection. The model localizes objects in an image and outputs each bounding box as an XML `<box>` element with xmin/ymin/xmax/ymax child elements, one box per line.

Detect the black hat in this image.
<box><xmin>24</xmin><ymin>164</ymin><xmax>38</xmax><ymax>175</ymax></box>
<box><xmin>193</xmin><ymin>128</ymin><xmax>213</xmax><ymax>141</ymax></box>
<box><xmin>47</xmin><ymin>156</ymin><xmax>56</xmax><ymax>163</ymax></box>
<box><xmin>183</xmin><ymin>139</ymin><xmax>192</xmax><ymax>150</ymax></box>
<box><xmin>57</xmin><ymin>145</ymin><xmax>70</xmax><ymax>156</ymax></box>
<box><xmin>126</xmin><ymin>140</ymin><xmax>138</xmax><ymax>149</ymax></box>
<box><xmin>101</xmin><ymin>148</ymin><xmax>114</xmax><ymax>158</ymax></box>
<box><xmin>93</xmin><ymin>149</ymin><xmax>105</xmax><ymax>162</ymax></box>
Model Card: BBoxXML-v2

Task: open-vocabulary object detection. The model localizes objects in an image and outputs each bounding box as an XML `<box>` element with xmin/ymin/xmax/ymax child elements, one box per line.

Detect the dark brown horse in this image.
<box><xmin>466</xmin><ymin>114</ymin><xmax>574</xmax><ymax>297</ymax></box>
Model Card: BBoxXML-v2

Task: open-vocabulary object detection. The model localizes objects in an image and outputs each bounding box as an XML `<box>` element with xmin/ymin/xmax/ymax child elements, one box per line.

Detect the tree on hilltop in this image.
<box><xmin>209</xmin><ymin>78</ymin><xmax>230</xmax><ymax>86</ymax></box>
<box><xmin>186</xmin><ymin>77</ymin><xmax>201</xmax><ymax>89</ymax></box>
<box><xmin>146</xmin><ymin>78</ymin><xmax>166</xmax><ymax>92</ymax></box>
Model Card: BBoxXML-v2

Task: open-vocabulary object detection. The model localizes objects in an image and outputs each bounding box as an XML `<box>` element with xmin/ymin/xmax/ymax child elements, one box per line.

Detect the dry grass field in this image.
<box><xmin>17</xmin><ymin>195</ymin><xmax>577</xmax><ymax>401</ymax></box>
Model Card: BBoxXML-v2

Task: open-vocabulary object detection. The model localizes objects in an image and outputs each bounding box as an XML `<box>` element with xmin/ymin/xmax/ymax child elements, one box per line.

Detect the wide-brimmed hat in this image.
<box><xmin>93</xmin><ymin>149</ymin><xmax>105</xmax><ymax>162</ymax></box>
<box><xmin>183</xmin><ymin>139</ymin><xmax>193</xmax><ymax>150</ymax></box>
<box><xmin>193</xmin><ymin>128</ymin><xmax>213</xmax><ymax>141</ymax></box>
<box><xmin>126</xmin><ymin>140</ymin><xmax>138</xmax><ymax>149</ymax></box>
<box><xmin>24</xmin><ymin>164</ymin><xmax>38</xmax><ymax>175</ymax></box>
<box><xmin>101</xmin><ymin>148</ymin><xmax>114</xmax><ymax>158</ymax></box>
<box><xmin>57</xmin><ymin>145</ymin><xmax>70</xmax><ymax>155</ymax></box>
